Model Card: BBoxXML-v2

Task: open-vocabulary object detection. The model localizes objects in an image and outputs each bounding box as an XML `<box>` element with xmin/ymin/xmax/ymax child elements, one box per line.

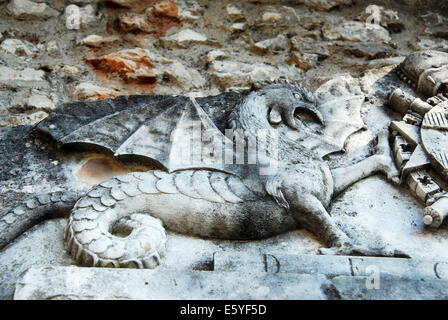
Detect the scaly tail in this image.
<box><xmin>65</xmin><ymin>172</ymin><xmax>167</xmax><ymax>269</ymax></box>
<box><xmin>0</xmin><ymin>191</ymin><xmax>81</xmax><ymax>250</ymax></box>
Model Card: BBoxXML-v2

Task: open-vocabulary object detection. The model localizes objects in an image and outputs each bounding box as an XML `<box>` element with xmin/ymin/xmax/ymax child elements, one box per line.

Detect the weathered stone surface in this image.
<box><xmin>415</xmin><ymin>37</ymin><xmax>448</xmax><ymax>51</ymax></box>
<box><xmin>45</xmin><ymin>40</ymin><xmax>60</xmax><ymax>57</ymax></box>
<box><xmin>209</xmin><ymin>60</ymin><xmax>302</xmax><ymax>90</ymax></box>
<box><xmin>331</xmin><ymin>276</ymin><xmax>448</xmax><ymax>300</ymax></box>
<box><xmin>198</xmin><ymin>49</ymin><xmax>229</xmax><ymax>66</ymax></box>
<box><xmin>343</xmin><ymin>42</ymin><xmax>393</xmax><ymax>59</ymax></box>
<box><xmin>358</xmin><ymin>5</ymin><xmax>404</xmax><ymax>33</ymax></box>
<box><xmin>323</xmin><ymin>21</ymin><xmax>391</xmax><ymax>43</ymax></box>
<box><xmin>79</xmin><ymin>35</ymin><xmax>120</xmax><ymax>47</ymax></box>
<box><xmin>14</xmin><ymin>266</ymin><xmax>332</xmax><ymax>299</ymax></box>
<box><xmin>226</xmin><ymin>3</ymin><xmax>244</xmax><ymax>21</ymax></box>
<box><xmin>0</xmin><ymin>0</ymin><xmax>442</xmax><ymax>127</ymax></box>
<box><xmin>6</xmin><ymin>0</ymin><xmax>59</xmax><ymax>20</ymax></box>
<box><xmin>289</xmin><ymin>52</ymin><xmax>319</xmax><ymax>71</ymax></box>
<box><xmin>214</xmin><ymin>252</ymin><xmax>352</xmax><ymax>275</ymax></box>
<box><xmin>176</xmin><ymin>0</ymin><xmax>202</xmax><ymax>22</ymax></box>
<box><xmin>104</xmin><ymin>0</ymin><xmax>139</xmax><ymax>6</ymax></box>
<box><xmin>422</xmin><ymin>13</ymin><xmax>448</xmax><ymax>39</ymax></box>
<box><xmin>117</xmin><ymin>0</ymin><xmax>182</xmax><ymax>39</ymax></box>
<box><xmin>160</xmin><ymin>29</ymin><xmax>219</xmax><ymax>48</ymax></box>
<box><xmin>0</xmin><ymin>219</ymin><xmax>72</xmax><ymax>300</ymax></box>
<box><xmin>252</xmin><ymin>35</ymin><xmax>288</xmax><ymax>54</ymax></box>
<box><xmin>64</xmin><ymin>4</ymin><xmax>98</xmax><ymax>30</ymax></box>
<box><xmin>213</xmin><ymin>251</ymin><xmax>267</xmax><ymax>273</ymax></box>
<box><xmin>301</xmin><ymin>0</ymin><xmax>353</xmax><ymax>11</ymax></box>
<box><xmin>229</xmin><ymin>22</ymin><xmax>247</xmax><ymax>32</ymax></box>
<box><xmin>153</xmin><ymin>0</ymin><xmax>178</xmax><ymax>18</ymax></box>
<box><xmin>73</xmin><ymin>82</ymin><xmax>125</xmax><ymax>100</ymax></box>
<box><xmin>118</xmin><ymin>11</ymin><xmax>156</xmax><ymax>33</ymax></box>
<box><xmin>253</xmin><ymin>6</ymin><xmax>298</xmax><ymax>26</ymax></box>
<box><xmin>87</xmin><ymin>48</ymin><xmax>205</xmax><ymax>90</ymax></box>
<box><xmin>214</xmin><ymin>252</ymin><xmax>448</xmax><ymax>280</ymax></box>
<box><xmin>395</xmin><ymin>0</ymin><xmax>448</xmax><ymax>7</ymax></box>
<box><xmin>1</xmin><ymin>39</ymin><xmax>38</xmax><ymax>56</ymax></box>
<box><xmin>26</xmin><ymin>94</ymin><xmax>55</xmax><ymax>110</ymax></box>
<box><xmin>366</xmin><ymin>56</ymin><xmax>405</xmax><ymax>68</ymax></box>
<box><xmin>153</xmin><ymin>58</ymin><xmax>206</xmax><ymax>90</ymax></box>
<box><xmin>87</xmin><ymin>48</ymin><xmax>156</xmax><ymax>83</ymax></box>
<box><xmin>289</xmin><ymin>36</ymin><xmax>331</xmax><ymax>58</ymax></box>
<box><xmin>329</xmin><ymin>174</ymin><xmax>448</xmax><ymax>262</ymax></box>
<box><xmin>0</xmin><ymin>110</ymin><xmax>48</xmax><ymax>127</ymax></box>
<box><xmin>54</xmin><ymin>64</ymin><xmax>83</xmax><ymax>78</ymax></box>
<box><xmin>14</xmin><ymin>264</ymin><xmax>448</xmax><ymax>300</ymax></box>
<box><xmin>0</xmin><ymin>66</ymin><xmax>47</xmax><ymax>88</ymax></box>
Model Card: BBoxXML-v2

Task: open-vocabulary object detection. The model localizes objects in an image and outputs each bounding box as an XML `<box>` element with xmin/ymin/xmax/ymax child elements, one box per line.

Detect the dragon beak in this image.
<box><xmin>295</xmin><ymin>104</ymin><xmax>325</xmax><ymax>126</ymax></box>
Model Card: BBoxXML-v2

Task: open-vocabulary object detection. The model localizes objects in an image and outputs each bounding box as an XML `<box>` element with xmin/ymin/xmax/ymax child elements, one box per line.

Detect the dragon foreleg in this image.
<box><xmin>331</xmin><ymin>131</ymin><xmax>400</xmax><ymax>195</ymax></box>
<box><xmin>289</xmin><ymin>191</ymin><xmax>408</xmax><ymax>257</ymax></box>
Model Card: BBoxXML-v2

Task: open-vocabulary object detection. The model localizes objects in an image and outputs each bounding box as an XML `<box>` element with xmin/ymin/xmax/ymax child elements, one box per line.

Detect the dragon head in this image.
<box><xmin>253</xmin><ymin>80</ymin><xmax>324</xmax><ymax>130</ymax></box>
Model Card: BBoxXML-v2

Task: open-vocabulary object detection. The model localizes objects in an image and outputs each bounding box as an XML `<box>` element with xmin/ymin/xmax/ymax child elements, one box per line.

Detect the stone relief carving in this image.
<box><xmin>0</xmin><ymin>73</ymin><xmax>411</xmax><ymax>269</ymax></box>
<box><xmin>388</xmin><ymin>50</ymin><xmax>448</xmax><ymax>228</ymax></box>
<box><xmin>6</xmin><ymin>50</ymin><xmax>448</xmax><ymax>269</ymax></box>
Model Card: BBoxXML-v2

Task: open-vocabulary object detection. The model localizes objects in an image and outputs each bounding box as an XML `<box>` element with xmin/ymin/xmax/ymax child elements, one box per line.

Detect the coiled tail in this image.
<box><xmin>64</xmin><ymin>172</ymin><xmax>167</xmax><ymax>269</ymax></box>
<box><xmin>0</xmin><ymin>191</ymin><xmax>81</xmax><ymax>250</ymax></box>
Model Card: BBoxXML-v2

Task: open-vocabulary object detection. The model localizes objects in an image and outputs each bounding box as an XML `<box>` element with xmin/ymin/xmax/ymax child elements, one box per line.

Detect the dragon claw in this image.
<box><xmin>378</xmin><ymin>155</ymin><xmax>401</xmax><ymax>184</ymax></box>
<box><xmin>376</xmin><ymin>130</ymin><xmax>390</xmax><ymax>155</ymax></box>
<box><xmin>319</xmin><ymin>242</ymin><xmax>410</xmax><ymax>258</ymax></box>
<box><xmin>375</xmin><ymin>131</ymin><xmax>401</xmax><ymax>184</ymax></box>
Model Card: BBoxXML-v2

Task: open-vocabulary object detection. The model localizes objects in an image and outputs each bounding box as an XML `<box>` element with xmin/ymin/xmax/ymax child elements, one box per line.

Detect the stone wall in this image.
<box><xmin>0</xmin><ymin>0</ymin><xmax>447</xmax><ymax>127</ymax></box>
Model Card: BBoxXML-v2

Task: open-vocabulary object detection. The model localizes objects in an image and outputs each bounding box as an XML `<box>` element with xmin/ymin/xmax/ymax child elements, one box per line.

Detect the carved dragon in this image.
<box><xmin>0</xmin><ymin>75</ymin><xmax>406</xmax><ymax>268</ymax></box>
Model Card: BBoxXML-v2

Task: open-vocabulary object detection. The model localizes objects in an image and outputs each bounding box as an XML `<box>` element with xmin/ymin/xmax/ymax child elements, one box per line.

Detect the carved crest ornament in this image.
<box><xmin>1</xmin><ymin>50</ymin><xmax>447</xmax><ymax>269</ymax></box>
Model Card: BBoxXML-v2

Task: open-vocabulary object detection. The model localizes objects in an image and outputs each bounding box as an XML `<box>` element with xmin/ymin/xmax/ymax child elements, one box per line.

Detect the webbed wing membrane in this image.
<box><xmin>36</xmin><ymin>95</ymin><xmax>175</xmax><ymax>142</ymax></box>
<box><xmin>35</xmin><ymin>75</ymin><xmax>365</xmax><ymax>173</ymax></box>
<box><xmin>165</xmin><ymin>97</ymin><xmax>236</xmax><ymax>173</ymax></box>
<box><xmin>35</xmin><ymin>95</ymin><xmax>237</xmax><ymax>175</ymax></box>
<box><xmin>295</xmin><ymin>75</ymin><xmax>365</xmax><ymax>158</ymax></box>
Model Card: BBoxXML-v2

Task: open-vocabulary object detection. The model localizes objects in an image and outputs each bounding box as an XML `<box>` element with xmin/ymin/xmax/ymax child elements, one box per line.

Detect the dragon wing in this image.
<box><xmin>35</xmin><ymin>76</ymin><xmax>364</xmax><ymax>172</ymax></box>
<box><xmin>34</xmin><ymin>94</ymin><xmax>238</xmax><ymax>175</ymax></box>
<box><xmin>296</xmin><ymin>75</ymin><xmax>366</xmax><ymax>158</ymax></box>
